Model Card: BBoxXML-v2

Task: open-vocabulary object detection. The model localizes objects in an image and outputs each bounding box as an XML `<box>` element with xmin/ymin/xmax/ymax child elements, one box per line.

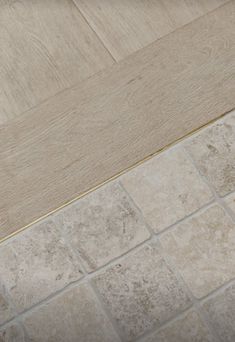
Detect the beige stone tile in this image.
<box><xmin>23</xmin><ymin>284</ymin><xmax>121</xmax><ymax>342</ymax></box>
<box><xmin>55</xmin><ymin>182</ymin><xmax>150</xmax><ymax>272</ymax></box>
<box><xmin>224</xmin><ymin>192</ymin><xmax>235</xmax><ymax>214</ymax></box>
<box><xmin>93</xmin><ymin>242</ymin><xmax>191</xmax><ymax>341</ymax></box>
<box><xmin>0</xmin><ymin>324</ymin><xmax>25</xmax><ymax>342</ymax></box>
<box><xmin>160</xmin><ymin>205</ymin><xmax>235</xmax><ymax>298</ymax></box>
<box><xmin>185</xmin><ymin>113</ymin><xmax>235</xmax><ymax>196</ymax></box>
<box><xmin>0</xmin><ymin>282</ymin><xmax>13</xmax><ymax>325</ymax></box>
<box><xmin>203</xmin><ymin>283</ymin><xmax>235</xmax><ymax>342</ymax></box>
<box><xmin>121</xmin><ymin>148</ymin><xmax>212</xmax><ymax>233</ymax></box>
<box><xmin>141</xmin><ymin>310</ymin><xmax>214</xmax><ymax>342</ymax></box>
<box><xmin>0</xmin><ymin>220</ymin><xmax>82</xmax><ymax>313</ymax></box>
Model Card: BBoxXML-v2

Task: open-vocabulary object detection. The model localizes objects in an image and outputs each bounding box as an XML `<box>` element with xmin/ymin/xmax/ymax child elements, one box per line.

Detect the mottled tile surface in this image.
<box><xmin>0</xmin><ymin>221</ymin><xmax>82</xmax><ymax>313</ymax></box>
<box><xmin>203</xmin><ymin>284</ymin><xmax>235</xmax><ymax>342</ymax></box>
<box><xmin>94</xmin><ymin>242</ymin><xmax>191</xmax><ymax>341</ymax></box>
<box><xmin>142</xmin><ymin>310</ymin><xmax>214</xmax><ymax>342</ymax></box>
<box><xmin>0</xmin><ymin>113</ymin><xmax>235</xmax><ymax>340</ymax></box>
<box><xmin>160</xmin><ymin>205</ymin><xmax>235</xmax><ymax>298</ymax></box>
<box><xmin>185</xmin><ymin>113</ymin><xmax>235</xmax><ymax>196</ymax></box>
<box><xmin>0</xmin><ymin>282</ymin><xmax>13</xmax><ymax>325</ymax></box>
<box><xmin>55</xmin><ymin>182</ymin><xmax>150</xmax><ymax>271</ymax></box>
<box><xmin>121</xmin><ymin>148</ymin><xmax>212</xmax><ymax>233</ymax></box>
<box><xmin>0</xmin><ymin>324</ymin><xmax>25</xmax><ymax>342</ymax></box>
<box><xmin>23</xmin><ymin>284</ymin><xmax>121</xmax><ymax>342</ymax></box>
<box><xmin>224</xmin><ymin>192</ymin><xmax>235</xmax><ymax>214</ymax></box>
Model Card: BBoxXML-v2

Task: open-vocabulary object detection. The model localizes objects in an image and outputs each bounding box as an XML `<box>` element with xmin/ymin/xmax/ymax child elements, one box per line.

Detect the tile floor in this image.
<box><xmin>0</xmin><ymin>110</ymin><xmax>234</xmax><ymax>341</ymax></box>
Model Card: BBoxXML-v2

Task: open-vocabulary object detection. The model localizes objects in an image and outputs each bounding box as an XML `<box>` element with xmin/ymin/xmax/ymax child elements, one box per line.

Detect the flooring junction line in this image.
<box><xmin>0</xmin><ymin>0</ymin><xmax>235</xmax><ymax>240</ymax></box>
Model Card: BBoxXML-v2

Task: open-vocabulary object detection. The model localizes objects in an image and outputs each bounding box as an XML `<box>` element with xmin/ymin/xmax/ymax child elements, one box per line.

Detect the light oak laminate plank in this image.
<box><xmin>0</xmin><ymin>0</ymin><xmax>114</xmax><ymax>124</ymax></box>
<box><xmin>0</xmin><ymin>1</ymin><xmax>235</xmax><ymax>239</ymax></box>
<box><xmin>74</xmin><ymin>0</ymin><xmax>229</xmax><ymax>61</ymax></box>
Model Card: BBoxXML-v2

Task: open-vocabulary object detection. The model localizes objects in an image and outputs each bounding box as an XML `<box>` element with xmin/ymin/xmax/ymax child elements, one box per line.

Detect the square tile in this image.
<box><xmin>23</xmin><ymin>284</ymin><xmax>121</xmax><ymax>342</ymax></box>
<box><xmin>93</xmin><ymin>242</ymin><xmax>191</xmax><ymax>341</ymax></box>
<box><xmin>0</xmin><ymin>282</ymin><xmax>14</xmax><ymax>325</ymax></box>
<box><xmin>185</xmin><ymin>112</ymin><xmax>235</xmax><ymax>196</ymax></box>
<box><xmin>0</xmin><ymin>220</ymin><xmax>83</xmax><ymax>313</ymax></box>
<box><xmin>141</xmin><ymin>310</ymin><xmax>214</xmax><ymax>342</ymax></box>
<box><xmin>55</xmin><ymin>182</ymin><xmax>150</xmax><ymax>271</ymax></box>
<box><xmin>203</xmin><ymin>283</ymin><xmax>235</xmax><ymax>342</ymax></box>
<box><xmin>0</xmin><ymin>324</ymin><xmax>25</xmax><ymax>342</ymax></box>
<box><xmin>121</xmin><ymin>148</ymin><xmax>212</xmax><ymax>233</ymax></box>
<box><xmin>160</xmin><ymin>205</ymin><xmax>235</xmax><ymax>298</ymax></box>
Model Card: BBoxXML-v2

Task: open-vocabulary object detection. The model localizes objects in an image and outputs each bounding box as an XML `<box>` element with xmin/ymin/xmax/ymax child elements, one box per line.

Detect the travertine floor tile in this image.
<box><xmin>93</xmin><ymin>242</ymin><xmax>191</xmax><ymax>341</ymax></box>
<box><xmin>160</xmin><ymin>205</ymin><xmax>235</xmax><ymax>298</ymax></box>
<box><xmin>185</xmin><ymin>113</ymin><xmax>235</xmax><ymax>196</ymax></box>
<box><xmin>0</xmin><ymin>324</ymin><xmax>25</xmax><ymax>342</ymax></box>
<box><xmin>203</xmin><ymin>283</ymin><xmax>235</xmax><ymax>342</ymax></box>
<box><xmin>0</xmin><ymin>283</ymin><xmax>13</xmax><ymax>325</ymax></box>
<box><xmin>23</xmin><ymin>284</ymin><xmax>121</xmax><ymax>342</ymax></box>
<box><xmin>55</xmin><ymin>182</ymin><xmax>150</xmax><ymax>271</ymax></box>
<box><xmin>224</xmin><ymin>192</ymin><xmax>235</xmax><ymax>214</ymax></box>
<box><xmin>141</xmin><ymin>310</ymin><xmax>214</xmax><ymax>342</ymax></box>
<box><xmin>0</xmin><ymin>221</ymin><xmax>82</xmax><ymax>313</ymax></box>
<box><xmin>121</xmin><ymin>148</ymin><xmax>212</xmax><ymax>233</ymax></box>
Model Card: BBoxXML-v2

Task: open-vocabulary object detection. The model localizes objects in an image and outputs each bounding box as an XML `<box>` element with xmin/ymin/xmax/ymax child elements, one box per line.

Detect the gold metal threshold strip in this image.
<box><xmin>0</xmin><ymin>108</ymin><xmax>233</xmax><ymax>244</ymax></box>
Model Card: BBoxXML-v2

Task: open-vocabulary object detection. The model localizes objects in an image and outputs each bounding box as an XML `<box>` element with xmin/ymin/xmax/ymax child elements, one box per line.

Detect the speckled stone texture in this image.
<box><xmin>203</xmin><ymin>284</ymin><xmax>235</xmax><ymax>342</ymax></box>
<box><xmin>93</xmin><ymin>242</ymin><xmax>191</xmax><ymax>341</ymax></box>
<box><xmin>160</xmin><ymin>205</ymin><xmax>235</xmax><ymax>298</ymax></box>
<box><xmin>185</xmin><ymin>112</ymin><xmax>235</xmax><ymax>196</ymax></box>
<box><xmin>0</xmin><ymin>220</ymin><xmax>83</xmax><ymax>313</ymax></box>
<box><xmin>121</xmin><ymin>148</ymin><xmax>212</xmax><ymax>233</ymax></box>
<box><xmin>0</xmin><ymin>283</ymin><xmax>13</xmax><ymax>325</ymax></box>
<box><xmin>141</xmin><ymin>310</ymin><xmax>214</xmax><ymax>342</ymax></box>
<box><xmin>0</xmin><ymin>324</ymin><xmax>25</xmax><ymax>342</ymax></box>
<box><xmin>0</xmin><ymin>111</ymin><xmax>234</xmax><ymax>341</ymax></box>
<box><xmin>225</xmin><ymin>192</ymin><xmax>235</xmax><ymax>213</ymax></box>
<box><xmin>54</xmin><ymin>182</ymin><xmax>150</xmax><ymax>271</ymax></box>
<box><xmin>23</xmin><ymin>284</ymin><xmax>121</xmax><ymax>342</ymax></box>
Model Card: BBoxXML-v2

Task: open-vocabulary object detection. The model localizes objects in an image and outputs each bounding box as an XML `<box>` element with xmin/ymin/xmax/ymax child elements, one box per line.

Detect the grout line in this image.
<box><xmin>20</xmin><ymin>321</ymin><xmax>30</xmax><ymax>342</ymax></box>
<box><xmin>1</xmin><ymin>111</ymin><xmax>234</xmax><ymax>339</ymax></box>
<box><xmin>199</xmin><ymin>277</ymin><xmax>235</xmax><ymax>304</ymax></box>
<box><xmin>182</xmin><ymin>138</ymin><xmax>235</xmax><ymax>342</ymax></box>
<box><xmin>0</xmin><ymin>246</ymin><xmax>22</xmax><ymax>327</ymax></box>
<box><xmin>135</xmin><ymin>278</ymin><xmax>235</xmax><ymax>342</ymax></box>
<box><xmin>52</xmin><ymin>215</ymin><xmax>124</xmax><ymax>341</ymax></box>
<box><xmin>89</xmin><ymin>281</ymin><xmax>124</xmax><ymax>342</ymax></box>
<box><xmin>2</xmin><ymin>276</ymin><xmax>234</xmax><ymax>339</ymax></box>
<box><xmin>182</xmin><ymin>144</ymin><xmax>235</xmax><ymax>224</ymax></box>
<box><xmin>152</xmin><ymin>199</ymin><xmax>216</xmax><ymax>239</ymax></box>
<box><xmin>1</xmin><ymin>217</ymin><xmax>235</xmax><ymax>338</ymax></box>
<box><xmin>124</xmin><ymin>139</ymin><xmax>234</xmax><ymax>341</ymax></box>
<box><xmin>119</xmin><ymin>181</ymin><xmax>155</xmax><ymax>237</ymax></box>
<box><xmin>193</xmin><ymin>304</ymin><xmax>221</xmax><ymax>342</ymax></box>
<box><xmin>71</xmin><ymin>0</ymin><xmax>117</xmax><ymax>63</ymax></box>
<box><xmin>1</xmin><ymin>108</ymin><xmax>233</xmax><ymax>245</ymax></box>
<box><xmin>219</xmin><ymin>194</ymin><xmax>235</xmax><ymax>223</ymax></box>
<box><xmin>134</xmin><ymin>306</ymin><xmax>194</xmax><ymax>342</ymax></box>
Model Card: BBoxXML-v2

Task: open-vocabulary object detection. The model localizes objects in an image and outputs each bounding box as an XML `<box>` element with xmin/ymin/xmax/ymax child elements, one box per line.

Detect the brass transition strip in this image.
<box><xmin>0</xmin><ymin>108</ymin><xmax>234</xmax><ymax>244</ymax></box>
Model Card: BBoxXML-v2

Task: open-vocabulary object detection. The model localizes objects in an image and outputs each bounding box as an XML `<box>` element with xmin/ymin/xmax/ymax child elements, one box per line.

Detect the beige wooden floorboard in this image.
<box><xmin>0</xmin><ymin>0</ymin><xmax>114</xmax><ymax>124</ymax></box>
<box><xmin>0</xmin><ymin>1</ymin><xmax>235</xmax><ymax>239</ymax></box>
<box><xmin>74</xmin><ymin>0</ymin><xmax>229</xmax><ymax>61</ymax></box>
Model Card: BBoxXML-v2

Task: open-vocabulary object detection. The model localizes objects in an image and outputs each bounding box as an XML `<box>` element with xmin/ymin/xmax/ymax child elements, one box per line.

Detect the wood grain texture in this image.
<box><xmin>74</xmin><ymin>0</ymin><xmax>229</xmax><ymax>61</ymax></box>
<box><xmin>0</xmin><ymin>1</ymin><xmax>235</xmax><ymax>239</ymax></box>
<box><xmin>0</xmin><ymin>0</ymin><xmax>114</xmax><ymax>124</ymax></box>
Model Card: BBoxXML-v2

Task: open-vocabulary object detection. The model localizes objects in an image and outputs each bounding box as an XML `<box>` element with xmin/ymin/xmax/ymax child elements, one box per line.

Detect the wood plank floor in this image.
<box><xmin>0</xmin><ymin>1</ymin><xmax>234</xmax><ymax>239</ymax></box>
<box><xmin>0</xmin><ymin>0</ymin><xmax>227</xmax><ymax>125</ymax></box>
<box><xmin>74</xmin><ymin>0</ymin><xmax>229</xmax><ymax>60</ymax></box>
<box><xmin>0</xmin><ymin>0</ymin><xmax>114</xmax><ymax>124</ymax></box>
